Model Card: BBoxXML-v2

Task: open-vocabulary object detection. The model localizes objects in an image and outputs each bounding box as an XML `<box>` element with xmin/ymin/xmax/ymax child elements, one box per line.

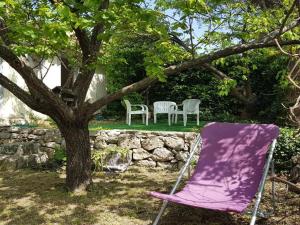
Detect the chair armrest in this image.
<box><xmin>131</xmin><ymin>104</ymin><xmax>148</xmax><ymax>111</ymax></box>
<box><xmin>168</xmin><ymin>105</ymin><xmax>178</xmax><ymax>112</ymax></box>
<box><xmin>142</xmin><ymin>105</ymin><xmax>149</xmax><ymax>112</ymax></box>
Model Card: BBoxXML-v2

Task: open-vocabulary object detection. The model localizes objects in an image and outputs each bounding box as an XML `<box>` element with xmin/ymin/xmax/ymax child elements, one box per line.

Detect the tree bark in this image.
<box><xmin>59</xmin><ymin>121</ymin><xmax>92</xmax><ymax>192</ymax></box>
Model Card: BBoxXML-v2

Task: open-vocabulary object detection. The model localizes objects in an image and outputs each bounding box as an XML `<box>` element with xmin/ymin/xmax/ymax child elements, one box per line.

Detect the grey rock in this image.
<box><xmin>0</xmin><ymin>143</ymin><xmax>20</xmax><ymax>155</ymax></box>
<box><xmin>16</xmin><ymin>143</ymin><xmax>40</xmax><ymax>155</ymax></box>
<box><xmin>95</xmin><ymin>132</ymin><xmax>108</xmax><ymax>140</ymax></box>
<box><xmin>164</xmin><ymin>137</ymin><xmax>184</xmax><ymax>150</ymax></box>
<box><xmin>28</xmin><ymin>153</ymin><xmax>48</xmax><ymax>168</ymax></box>
<box><xmin>45</xmin><ymin>142</ymin><xmax>59</xmax><ymax>149</ymax></box>
<box><xmin>133</xmin><ymin>148</ymin><xmax>151</xmax><ymax>160</ymax></box>
<box><xmin>118</xmin><ymin>135</ymin><xmax>141</xmax><ymax>149</ymax></box>
<box><xmin>141</xmin><ymin>136</ymin><xmax>164</xmax><ymax>151</ymax></box>
<box><xmin>44</xmin><ymin>130</ymin><xmax>61</xmax><ymax>143</ymax></box>
<box><xmin>28</xmin><ymin>134</ymin><xmax>39</xmax><ymax>140</ymax></box>
<box><xmin>11</xmin><ymin>133</ymin><xmax>21</xmax><ymax>139</ymax></box>
<box><xmin>94</xmin><ymin>141</ymin><xmax>107</xmax><ymax>150</ymax></box>
<box><xmin>175</xmin><ymin>132</ymin><xmax>185</xmax><ymax>138</ymax></box>
<box><xmin>89</xmin><ymin>130</ymin><xmax>98</xmax><ymax>138</ymax></box>
<box><xmin>152</xmin><ymin>147</ymin><xmax>174</xmax><ymax>162</ymax></box>
<box><xmin>183</xmin><ymin>143</ymin><xmax>189</xmax><ymax>151</ymax></box>
<box><xmin>106</xmin><ymin>136</ymin><xmax>119</xmax><ymax>144</ymax></box>
<box><xmin>8</xmin><ymin>127</ymin><xmax>20</xmax><ymax>133</ymax></box>
<box><xmin>41</xmin><ymin>147</ymin><xmax>55</xmax><ymax>159</ymax></box>
<box><xmin>176</xmin><ymin>151</ymin><xmax>189</xmax><ymax>161</ymax></box>
<box><xmin>104</xmin><ymin>131</ymin><xmax>121</xmax><ymax>144</ymax></box>
<box><xmin>32</xmin><ymin>129</ymin><xmax>46</xmax><ymax>136</ymax></box>
<box><xmin>0</xmin><ymin>132</ymin><xmax>11</xmax><ymax>139</ymax></box>
<box><xmin>20</xmin><ymin>129</ymin><xmax>32</xmax><ymax>135</ymax></box>
<box><xmin>185</xmin><ymin>132</ymin><xmax>197</xmax><ymax>141</ymax></box>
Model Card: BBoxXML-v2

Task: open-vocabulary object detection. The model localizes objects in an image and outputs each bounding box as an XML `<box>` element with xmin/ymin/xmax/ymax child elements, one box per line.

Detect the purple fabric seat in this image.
<box><xmin>151</xmin><ymin>122</ymin><xmax>279</xmax><ymax>213</ymax></box>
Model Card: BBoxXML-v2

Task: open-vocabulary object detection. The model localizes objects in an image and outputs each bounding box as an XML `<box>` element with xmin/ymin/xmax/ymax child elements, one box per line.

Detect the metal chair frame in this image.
<box><xmin>152</xmin><ymin>134</ymin><xmax>277</xmax><ymax>225</ymax></box>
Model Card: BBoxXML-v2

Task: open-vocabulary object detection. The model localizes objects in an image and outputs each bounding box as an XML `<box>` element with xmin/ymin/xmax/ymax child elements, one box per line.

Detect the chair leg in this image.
<box><xmin>126</xmin><ymin>113</ymin><xmax>129</xmax><ymax>125</ymax></box>
<box><xmin>128</xmin><ymin>114</ymin><xmax>131</xmax><ymax>126</ymax></box>
<box><xmin>154</xmin><ymin>114</ymin><xmax>157</xmax><ymax>124</ymax></box>
<box><xmin>168</xmin><ymin>113</ymin><xmax>171</xmax><ymax>126</ymax></box>
<box><xmin>184</xmin><ymin>114</ymin><xmax>187</xmax><ymax>126</ymax></box>
<box><xmin>142</xmin><ymin>114</ymin><xmax>145</xmax><ymax>124</ymax></box>
<box><xmin>197</xmin><ymin>113</ymin><xmax>199</xmax><ymax>126</ymax></box>
<box><xmin>175</xmin><ymin>114</ymin><xmax>178</xmax><ymax>124</ymax></box>
<box><xmin>250</xmin><ymin>140</ymin><xmax>277</xmax><ymax>225</ymax></box>
<box><xmin>271</xmin><ymin>160</ymin><xmax>276</xmax><ymax>211</ymax></box>
<box><xmin>146</xmin><ymin>112</ymin><xmax>148</xmax><ymax>126</ymax></box>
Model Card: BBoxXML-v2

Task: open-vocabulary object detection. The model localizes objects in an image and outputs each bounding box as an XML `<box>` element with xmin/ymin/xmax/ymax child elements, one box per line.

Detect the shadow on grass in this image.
<box><xmin>0</xmin><ymin>168</ymin><xmax>299</xmax><ymax>225</ymax></box>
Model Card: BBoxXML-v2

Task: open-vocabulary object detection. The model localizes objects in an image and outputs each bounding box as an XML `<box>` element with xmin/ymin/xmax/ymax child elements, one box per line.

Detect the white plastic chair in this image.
<box><xmin>173</xmin><ymin>99</ymin><xmax>201</xmax><ymax>126</ymax></box>
<box><xmin>124</xmin><ymin>100</ymin><xmax>148</xmax><ymax>126</ymax></box>
<box><xmin>153</xmin><ymin>101</ymin><xmax>177</xmax><ymax>126</ymax></box>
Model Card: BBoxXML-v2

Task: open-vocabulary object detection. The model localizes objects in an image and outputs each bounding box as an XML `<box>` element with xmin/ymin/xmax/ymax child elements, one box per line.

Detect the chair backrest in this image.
<box><xmin>182</xmin><ymin>99</ymin><xmax>200</xmax><ymax>113</ymax></box>
<box><xmin>188</xmin><ymin>122</ymin><xmax>279</xmax><ymax>208</ymax></box>
<box><xmin>123</xmin><ymin>99</ymin><xmax>131</xmax><ymax>112</ymax></box>
<box><xmin>153</xmin><ymin>101</ymin><xmax>176</xmax><ymax>113</ymax></box>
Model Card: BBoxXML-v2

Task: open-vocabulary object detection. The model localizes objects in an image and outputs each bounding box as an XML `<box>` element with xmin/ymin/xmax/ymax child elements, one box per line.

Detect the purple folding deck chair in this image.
<box><xmin>150</xmin><ymin>122</ymin><xmax>279</xmax><ymax>225</ymax></box>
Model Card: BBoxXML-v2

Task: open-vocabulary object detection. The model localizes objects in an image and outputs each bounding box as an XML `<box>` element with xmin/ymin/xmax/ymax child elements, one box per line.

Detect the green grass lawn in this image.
<box><xmin>89</xmin><ymin>119</ymin><xmax>207</xmax><ymax>132</ymax></box>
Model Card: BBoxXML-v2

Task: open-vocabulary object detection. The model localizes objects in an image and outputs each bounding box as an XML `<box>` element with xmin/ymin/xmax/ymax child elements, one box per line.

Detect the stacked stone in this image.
<box><xmin>0</xmin><ymin>127</ymin><xmax>198</xmax><ymax>170</ymax></box>
<box><xmin>92</xmin><ymin>130</ymin><xmax>198</xmax><ymax>168</ymax></box>
<box><xmin>0</xmin><ymin>127</ymin><xmax>63</xmax><ymax>170</ymax></box>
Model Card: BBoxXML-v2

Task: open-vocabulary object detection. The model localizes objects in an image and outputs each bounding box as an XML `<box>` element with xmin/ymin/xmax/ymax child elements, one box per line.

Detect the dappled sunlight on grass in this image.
<box><xmin>0</xmin><ymin>168</ymin><xmax>299</xmax><ymax>225</ymax></box>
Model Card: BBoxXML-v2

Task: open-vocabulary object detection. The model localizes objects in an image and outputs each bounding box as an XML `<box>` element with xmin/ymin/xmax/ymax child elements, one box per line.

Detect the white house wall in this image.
<box><xmin>85</xmin><ymin>66</ymin><xmax>107</xmax><ymax>114</ymax></box>
<box><xmin>0</xmin><ymin>58</ymin><xmax>61</xmax><ymax>125</ymax></box>
<box><xmin>0</xmin><ymin>58</ymin><xmax>107</xmax><ymax>125</ymax></box>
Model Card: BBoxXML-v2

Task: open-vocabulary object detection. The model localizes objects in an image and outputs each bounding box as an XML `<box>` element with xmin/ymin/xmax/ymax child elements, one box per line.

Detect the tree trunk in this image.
<box><xmin>59</xmin><ymin>122</ymin><xmax>92</xmax><ymax>192</ymax></box>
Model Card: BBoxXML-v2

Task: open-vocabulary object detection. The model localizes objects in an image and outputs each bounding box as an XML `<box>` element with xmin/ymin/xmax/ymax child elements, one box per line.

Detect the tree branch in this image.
<box><xmin>164</xmin><ymin>40</ymin><xmax>300</xmax><ymax>76</ymax></box>
<box><xmin>258</xmin><ymin>17</ymin><xmax>300</xmax><ymax>43</ymax></box>
<box><xmin>0</xmin><ymin>18</ymin><xmax>11</xmax><ymax>46</ymax></box>
<box><xmin>90</xmin><ymin>0</ymin><xmax>109</xmax><ymax>52</ymax></box>
<box><xmin>0</xmin><ymin>73</ymin><xmax>40</xmax><ymax>111</ymax></box>
<box><xmin>82</xmin><ymin>77</ymin><xmax>155</xmax><ymax>118</ymax></box>
<box><xmin>83</xmin><ymin>39</ymin><xmax>300</xmax><ymax>117</ymax></box>
<box><xmin>72</xmin><ymin>0</ymin><xmax>110</xmax><ymax>105</ymax></box>
<box><xmin>278</xmin><ymin>0</ymin><xmax>298</xmax><ymax>36</ymax></box>
<box><xmin>270</xmin><ymin>176</ymin><xmax>300</xmax><ymax>194</ymax></box>
<box><xmin>0</xmin><ymin>45</ymin><xmax>73</xmax><ymax>119</ymax></box>
<box><xmin>169</xmin><ymin>32</ymin><xmax>193</xmax><ymax>54</ymax></box>
<box><xmin>73</xmin><ymin>28</ymin><xmax>91</xmax><ymax>60</ymax></box>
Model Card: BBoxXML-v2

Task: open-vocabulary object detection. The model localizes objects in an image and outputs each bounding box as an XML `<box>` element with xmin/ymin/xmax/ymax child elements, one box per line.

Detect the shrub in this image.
<box><xmin>91</xmin><ymin>146</ymin><xmax>129</xmax><ymax>171</ymax></box>
<box><xmin>275</xmin><ymin>127</ymin><xmax>300</xmax><ymax>173</ymax></box>
<box><xmin>53</xmin><ymin>146</ymin><xmax>67</xmax><ymax>165</ymax></box>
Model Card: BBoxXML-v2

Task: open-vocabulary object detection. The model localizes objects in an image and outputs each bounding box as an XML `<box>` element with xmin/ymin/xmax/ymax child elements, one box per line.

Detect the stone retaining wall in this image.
<box><xmin>0</xmin><ymin>126</ymin><xmax>198</xmax><ymax>170</ymax></box>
